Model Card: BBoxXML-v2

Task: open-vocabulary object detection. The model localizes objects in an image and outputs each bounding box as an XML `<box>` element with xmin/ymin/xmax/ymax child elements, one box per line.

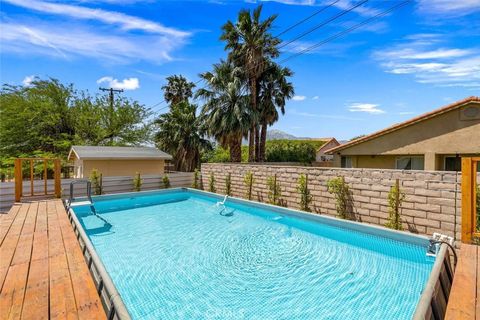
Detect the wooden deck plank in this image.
<box><xmin>445</xmin><ymin>243</ymin><xmax>477</xmax><ymax>320</ymax></box>
<box><xmin>47</xmin><ymin>200</ymin><xmax>78</xmax><ymax>320</ymax></box>
<box><xmin>0</xmin><ymin>200</ymin><xmax>106</xmax><ymax>320</ymax></box>
<box><xmin>0</xmin><ymin>263</ymin><xmax>29</xmax><ymax>320</ymax></box>
<box><xmin>0</xmin><ymin>205</ymin><xmax>21</xmax><ymax>245</ymax></box>
<box><xmin>0</xmin><ymin>204</ymin><xmax>30</xmax><ymax>290</ymax></box>
<box><xmin>54</xmin><ymin>200</ymin><xmax>105</xmax><ymax>320</ymax></box>
<box><xmin>21</xmin><ymin>201</ymin><xmax>49</xmax><ymax>320</ymax></box>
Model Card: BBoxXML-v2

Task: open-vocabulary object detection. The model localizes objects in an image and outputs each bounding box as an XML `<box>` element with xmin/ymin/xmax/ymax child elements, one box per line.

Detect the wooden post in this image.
<box><xmin>44</xmin><ymin>159</ymin><xmax>47</xmax><ymax>195</ymax></box>
<box><xmin>461</xmin><ymin>157</ymin><xmax>474</xmax><ymax>243</ymax></box>
<box><xmin>30</xmin><ymin>159</ymin><xmax>34</xmax><ymax>196</ymax></box>
<box><xmin>14</xmin><ymin>159</ymin><xmax>22</xmax><ymax>202</ymax></box>
<box><xmin>54</xmin><ymin>159</ymin><xmax>61</xmax><ymax>198</ymax></box>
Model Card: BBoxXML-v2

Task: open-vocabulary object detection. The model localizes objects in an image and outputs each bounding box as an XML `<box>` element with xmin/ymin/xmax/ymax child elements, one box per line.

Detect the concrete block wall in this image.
<box><xmin>201</xmin><ymin>163</ymin><xmax>464</xmax><ymax>241</ymax></box>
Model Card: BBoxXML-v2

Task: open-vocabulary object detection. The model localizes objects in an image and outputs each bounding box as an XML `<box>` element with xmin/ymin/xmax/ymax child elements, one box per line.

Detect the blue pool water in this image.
<box><xmin>72</xmin><ymin>189</ymin><xmax>435</xmax><ymax>320</ymax></box>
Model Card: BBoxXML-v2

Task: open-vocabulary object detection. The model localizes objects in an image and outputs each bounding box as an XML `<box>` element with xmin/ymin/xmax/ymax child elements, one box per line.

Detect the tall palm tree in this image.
<box><xmin>155</xmin><ymin>102</ymin><xmax>211</xmax><ymax>171</ymax></box>
<box><xmin>258</xmin><ymin>61</ymin><xmax>294</xmax><ymax>161</ymax></box>
<box><xmin>220</xmin><ymin>5</ymin><xmax>280</xmax><ymax>162</ymax></box>
<box><xmin>161</xmin><ymin>75</ymin><xmax>196</xmax><ymax>106</ymax></box>
<box><xmin>197</xmin><ymin>61</ymin><xmax>251</xmax><ymax>162</ymax></box>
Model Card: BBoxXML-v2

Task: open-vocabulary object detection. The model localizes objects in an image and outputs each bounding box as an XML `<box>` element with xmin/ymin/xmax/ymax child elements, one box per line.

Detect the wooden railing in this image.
<box><xmin>14</xmin><ymin>158</ymin><xmax>61</xmax><ymax>202</ymax></box>
<box><xmin>461</xmin><ymin>157</ymin><xmax>479</xmax><ymax>243</ymax></box>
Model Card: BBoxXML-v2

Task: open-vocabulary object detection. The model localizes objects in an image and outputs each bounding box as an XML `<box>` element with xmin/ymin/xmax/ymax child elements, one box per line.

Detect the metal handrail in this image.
<box><xmin>69</xmin><ymin>179</ymin><xmax>92</xmax><ymax>205</ymax></box>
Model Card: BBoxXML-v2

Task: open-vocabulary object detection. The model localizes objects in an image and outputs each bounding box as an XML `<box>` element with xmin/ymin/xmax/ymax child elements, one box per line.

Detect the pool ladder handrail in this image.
<box><xmin>69</xmin><ymin>179</ymin><xmax>93</xmax><ymax>206</ymax></box>
<box><xmin>69</xmin><ymin>180</ymin><xmax>111</xmax><ymax>226</ymax></box>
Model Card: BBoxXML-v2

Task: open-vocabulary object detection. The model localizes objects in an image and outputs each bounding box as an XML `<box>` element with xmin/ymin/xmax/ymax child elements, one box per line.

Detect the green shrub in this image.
<box><xmin>89</xmin><ymin>168</ymin><xmax>102</xmax><ymax>195</ymax></box>
<box><xmin>133</xmin><ymin>172</ymin><xmax>142</xmax><ymax>192</ymax></box>
<box><xmin>297</xmin><ymin>174</ymin><xmax>313</xmax><ymax>212</ymax></box>
<box><xmin>244</xmin><ymin>171</ymin><xmax>254</xmax><ymax>200</ymax></box>
<box><xmin>385</xmin><ymin>179</ymin><xmax>405</xmax><ymax>230</ymax></box>
<box><xmin>327</xmin><ymin>176</ymin><xmax>350</xmax><ymax>219</ymax></box>
<box><xmin>225</xmin><ymin>173</ymin><xmax>231</xmax><ymax>196</ymax></box>
<box><xmin>192</xmin><ymin>169</ymin><xmax>200</xmax><ymax>189</ymax></box>
<box><xmin>265</xmin><ymin>140</ymin><xmax>320</xmax><ymax>163</ymax></box>
<box><xmin>163</xmin><ymin>175</ymin><xmax>171</xmax><ymax>189</ymax></box>
<box><xmin>267</xmin><ymin>174</ymin><xmax>282</xmax><ymax>206</ymax></box>
<box><xmin>208</xmin><ymin>172</ymin><xmax>216</xmax><ymax>193</ymax></box>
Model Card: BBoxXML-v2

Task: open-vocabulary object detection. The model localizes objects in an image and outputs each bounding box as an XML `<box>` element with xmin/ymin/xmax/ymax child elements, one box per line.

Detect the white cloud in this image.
<box><xmin>290</xmin><ymin>108</ymin><xmax>361</xmax><ymax>120</ymax></box>
<box><xmin>97</xmin><ymin>76</ymin><xmax>140</xmax><ymax>90</ymax></box>
<box><xmin>312</xmin><ymin>96</ymin><xmax>319</xmax><ymax>100</ymax></box>
<box><xmin>22</xmin><ymin>75</ymin><xmax>36</xmax><ymax>87</ymax></box>
<box><xmin>3</xmin><ymin>0</ymin><xmax>189</xmax><ymax>37</ymax></box>
<box><xmin>0</xmin><ymin>20</ymin><xmax>185</xmax><ymax>63</ymax></box>
<box><xmin>348</xmin><ymin>103</ymin><xmax>385</xmax><ymax>114</ymax></box>
<box><xmin>417</xmin><ymin>0</ymin><xmax>480</xmax><ymax>17</ymax></box>
<box><xmin>248</xmin><ymin>0</ymin><xmax>380</xmax><ymax>16</ymax></box>
<box><xmin>374</xmin><ymin>34</ymin><xmax>480</xmax><ymax>88</ymax></box>
<box><xmin>292</xmin><ymin>95</ymin><xmax>306</xmax><ymax>101</ymax></box>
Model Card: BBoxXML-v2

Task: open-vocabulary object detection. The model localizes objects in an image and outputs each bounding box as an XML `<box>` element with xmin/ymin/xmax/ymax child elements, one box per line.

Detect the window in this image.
<box><xmin>395</xmin><ymin>156</ymin><xmax>424</xmax><ymax>170</ymax></box>
<box><xmin>444</xmin><ymin>156</ymin><xmax>461</xmax><ymax>171</ymax></box>
<box><xmin>341</xmin><ymin>156</ymin><xmax>352</xmax><ymax>168</ymax></box>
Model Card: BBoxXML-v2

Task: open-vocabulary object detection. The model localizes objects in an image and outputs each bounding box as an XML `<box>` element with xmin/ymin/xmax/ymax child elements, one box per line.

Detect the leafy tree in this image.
<box><xmin>221</xmin><ymin>5</ymin><xmax>280</xmax><ymax>162</ymax></box>
<box><xmin>0</xmin><ymin>78</ymin><xmax>152</xmax><ymax>174</ymax></box>
<box><xmin>192</xmin><ymin>169</ymin><xmax>200</xmax><ymax>189</ymax></box>
<box><xmin>162</xmin><ymin>75</ymin><xmax>195</xmax><ymax>106</ymax></box>
<box><xmin>197</xmin><ymin>61</ymin><xmax>251</xmax><ymax>162</ymax></box>
<box><xmin>258</xmin><ymin>60</ymin><xmax>294</xmax><ymax>161</ymax></box>
<box><xmin>0</xmin><ymin>79</ymin><xmax>75</xmax><ymax>157</ymax></box>
<box><xmin>72</xmin><ymin>94</ymin><xmax>151</xmax><ymax>146</ymax></box>
<box><xmin>155</xmin><ymin>101</ymin><xmax>211</xmax><ymax>171</ymax></box>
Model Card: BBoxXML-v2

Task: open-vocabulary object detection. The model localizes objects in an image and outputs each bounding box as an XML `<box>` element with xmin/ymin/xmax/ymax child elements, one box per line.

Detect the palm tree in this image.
<box><xmin>155</xmin><ymin>102</ymin><xmax>211</xmax><ymax>171</ymax></box>
<box><xmin>220</xmin><ymin>5</ymin><xmax>280</xmax><ymax>162</ymax></box>
<box><xmin>258</xmin><ymin>61</ymin><xmax>294</xmax><ymax>161</ymax></box>
<box><xmin>197</xmin><ymin>61</ymin><xmax>251</xmax><ymax>162</ymax></box>
<box><xmin>161</xmin><ymin>75</ymin><xmax>196</xmax><ymax>106</ymax></box>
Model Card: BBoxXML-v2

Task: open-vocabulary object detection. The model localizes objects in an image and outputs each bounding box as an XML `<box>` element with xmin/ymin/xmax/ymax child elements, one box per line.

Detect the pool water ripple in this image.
<box><xmin>74</xmin><ymin>191</ymin><xmax>435</xmax><ymax>320</ymax></box>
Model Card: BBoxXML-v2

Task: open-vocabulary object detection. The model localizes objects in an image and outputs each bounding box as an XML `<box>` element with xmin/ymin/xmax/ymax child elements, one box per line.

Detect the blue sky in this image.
<box><xmin>1</xmin><ymin>0</ymin><xmax>479</xmax><ymax>140</ymax></box>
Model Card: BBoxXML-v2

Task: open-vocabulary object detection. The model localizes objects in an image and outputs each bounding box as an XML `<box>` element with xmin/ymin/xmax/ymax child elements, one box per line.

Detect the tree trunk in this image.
<box><xmin>229</xmin><ymin>135</ymin><xmax>242</xmax><ymax>162</ymax></box>
<box><xmin>248</xmin><ymin>126</ymin><xmax>255</xmax><ymax>162</ymax></box>
<box><xmin>255</xmin><ymin>125</ymin><xmax>260</xmax><ymax>162</ymax></box>
<box><xmin>259</xmin><ymin>121</ymin><xmax>268</xmax><ymax>162</ymax></box>
<box><xmin>248</xmin><ymin>76</ymin><xmax>258</xmax><ymax>163</ymax></box>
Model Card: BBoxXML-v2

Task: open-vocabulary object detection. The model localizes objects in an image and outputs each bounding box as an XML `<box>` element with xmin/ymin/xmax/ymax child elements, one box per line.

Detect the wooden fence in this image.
<box><xmin>0</xmin><ymin>172</ymin><xmax>194</xmax><ymax>212</ymax></box>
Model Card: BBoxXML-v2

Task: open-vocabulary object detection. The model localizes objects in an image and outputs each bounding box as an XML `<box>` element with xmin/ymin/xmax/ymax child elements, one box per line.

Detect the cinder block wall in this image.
<box><xmin>201</xmin><ymin>163</ymin><xmax>463</xmax><ymax>241</ymax></box>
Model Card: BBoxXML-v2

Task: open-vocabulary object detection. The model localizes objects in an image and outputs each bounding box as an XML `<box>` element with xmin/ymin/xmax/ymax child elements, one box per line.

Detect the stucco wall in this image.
<box><xmin>201</xmin><ymin>163</ymin><xmax>467</xmax><ymax>243</ymax></box>
<box><xmin>83</xmin><ymin>159</ymin><xmax>165</xmax><ymax>177</ymax></box>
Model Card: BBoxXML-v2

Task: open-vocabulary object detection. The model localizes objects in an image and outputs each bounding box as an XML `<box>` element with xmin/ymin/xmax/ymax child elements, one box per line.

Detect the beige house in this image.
<box><xmin>326</xmin><ymin>96</ymin><xmax>480</xmax><ymax>171</ymax></box>
<box><xmin>315</xmin><ymin>138</ymin><xmax>341</xmax><ymax>162</ymax></box>
<box><xmin>68</xmin><ymin>146</ymin><xmax>172</xmax><ymax>178</ymax></box>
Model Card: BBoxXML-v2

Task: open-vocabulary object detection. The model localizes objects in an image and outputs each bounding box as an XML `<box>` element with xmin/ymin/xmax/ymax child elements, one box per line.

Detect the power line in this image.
<box><xmin>275</xmin><ymin>0</ymin><xmax>341</xmax><ymax>37</ymax></box>
<box><xmin>277</xmin><ymin>0</ymin><xmax>368</xmax><ymax>50</ymax></box>
<box><xmin>279</xmin><ymin>0</ymin><xmax>411</xmax><ymax>64</ymax></box>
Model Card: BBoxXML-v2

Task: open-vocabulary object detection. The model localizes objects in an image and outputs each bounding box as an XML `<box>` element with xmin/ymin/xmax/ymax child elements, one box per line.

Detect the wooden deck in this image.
<box><xmin>445</xmin><ymin>243</ymin><xmax>479</xmax><ymax>320</ymax></box>
<box><xmin>0</xmin><ymin>199</ymin><xmax>106</xmax><ymax>319</ymax></box>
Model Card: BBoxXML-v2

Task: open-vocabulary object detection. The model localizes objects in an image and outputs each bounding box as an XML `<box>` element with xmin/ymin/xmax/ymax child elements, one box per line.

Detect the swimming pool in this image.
<box><xmin>70</xmin><ymin>188</ymin><xmax>439</xmax><ymax>320</ymax></box>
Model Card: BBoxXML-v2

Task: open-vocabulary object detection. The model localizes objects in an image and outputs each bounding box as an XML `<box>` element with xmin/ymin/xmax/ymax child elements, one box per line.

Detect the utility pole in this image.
<box><xmin>99</xmin><ymin>87</ymin><xmax>124</xmax><ymax>109</ymax></box>
<box><xmin>99</xmin><ymin>87</ymin><xmax>124</xmax><ymax>144</ymax></box>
